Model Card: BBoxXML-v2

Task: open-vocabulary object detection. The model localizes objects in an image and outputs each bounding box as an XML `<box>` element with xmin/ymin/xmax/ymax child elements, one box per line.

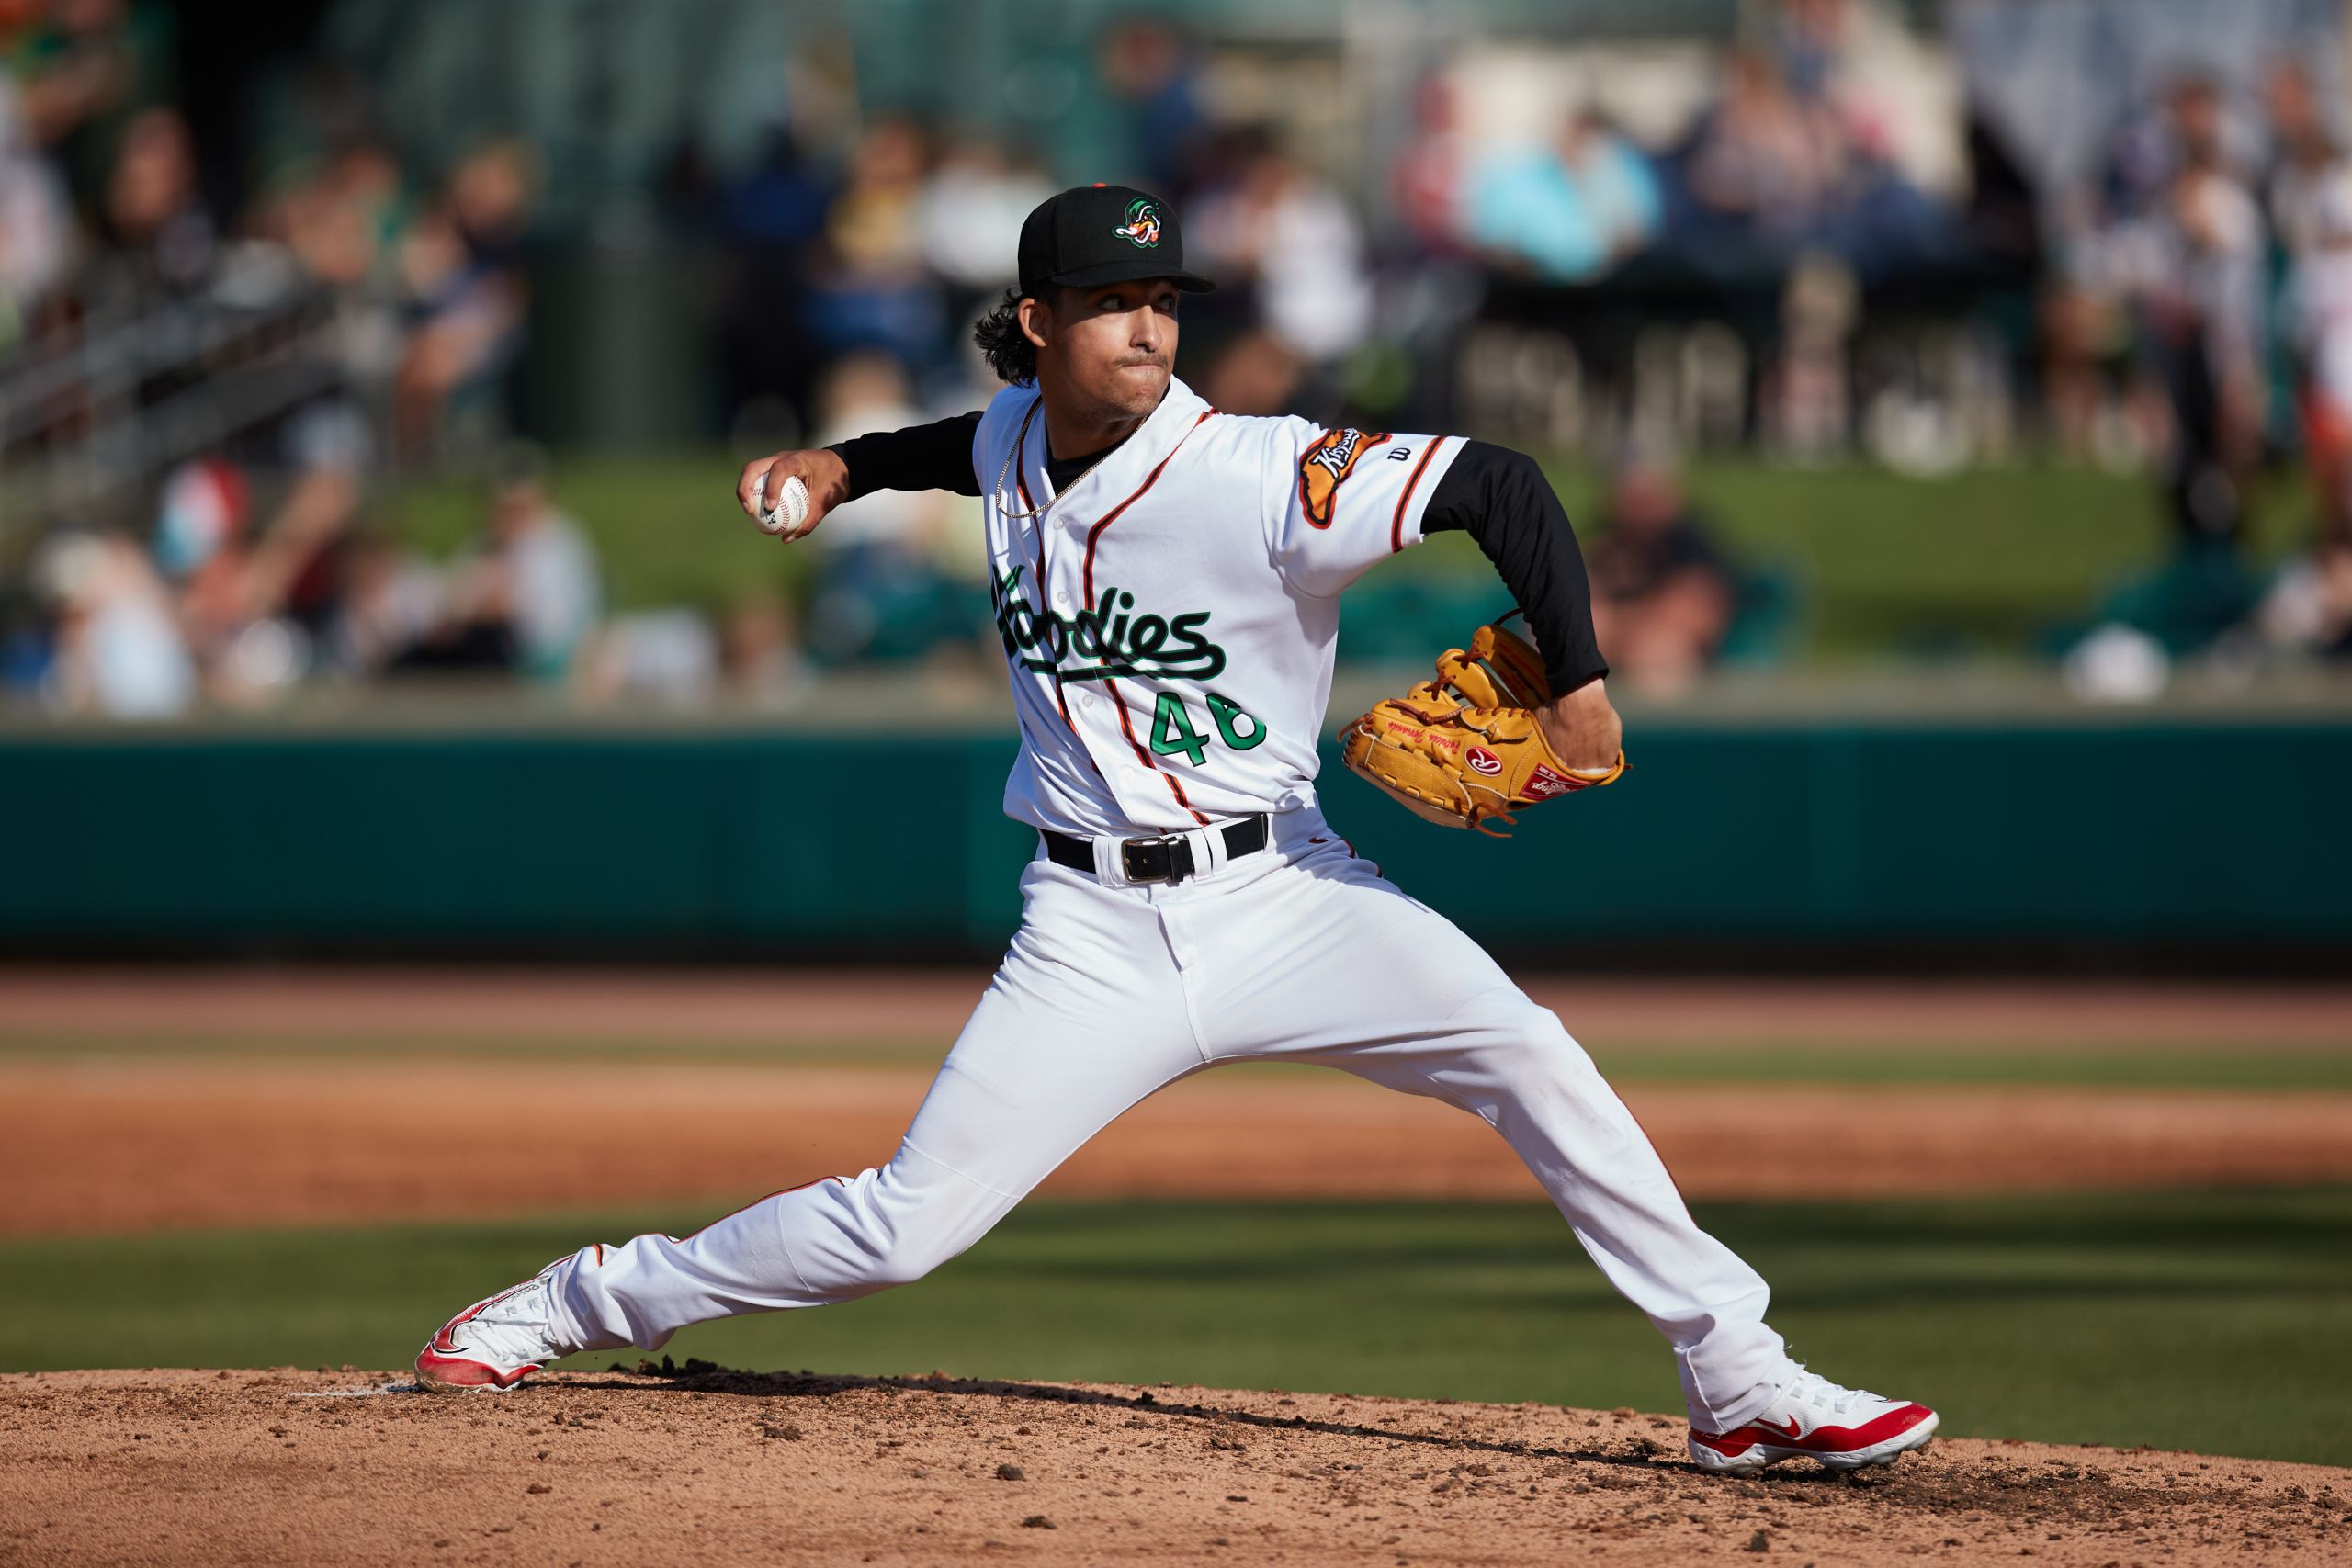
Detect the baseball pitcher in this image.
<box><xmin>415</xmin><ymin>185</ymin><xmax>1938</xmax><ymax>1474</ymax></box>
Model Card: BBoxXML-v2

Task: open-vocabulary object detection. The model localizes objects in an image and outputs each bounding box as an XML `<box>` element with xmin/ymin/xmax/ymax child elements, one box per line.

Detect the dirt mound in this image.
<box><xmin>4</xmin><ymin>1369</ymin><xmax>2343</xmax><ymax>1566</ymax></box>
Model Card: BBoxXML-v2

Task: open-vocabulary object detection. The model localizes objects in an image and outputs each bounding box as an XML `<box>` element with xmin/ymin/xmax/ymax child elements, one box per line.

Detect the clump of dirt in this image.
<box><xmin>4</xmin><ymin>1368</ymin><xmax>2344</xmax><ymax>1565</ymax></box>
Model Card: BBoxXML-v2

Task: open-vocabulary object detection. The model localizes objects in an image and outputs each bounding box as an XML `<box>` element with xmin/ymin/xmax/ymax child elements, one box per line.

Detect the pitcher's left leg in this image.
<box><xmin>1173</xmin><ymin>846</ymin><xmax>1787</xmax><ymax>1430</ymax></box>
<box><xmin>1338</xmin><ymin>979</ymin><xmax>1791</xmax><ymax>1430</ymax></box>
<box><xmin>1370</xmin><ymin>984</ymin><xmax>1937</xmax><ymax>1469</ymax></box>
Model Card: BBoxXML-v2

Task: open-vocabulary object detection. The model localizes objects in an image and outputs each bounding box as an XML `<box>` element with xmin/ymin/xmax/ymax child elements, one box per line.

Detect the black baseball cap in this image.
<box><xmin>1016</xmin><ymin>184</ymin><xmax>1216</xmax><ymax>299</ymax></box>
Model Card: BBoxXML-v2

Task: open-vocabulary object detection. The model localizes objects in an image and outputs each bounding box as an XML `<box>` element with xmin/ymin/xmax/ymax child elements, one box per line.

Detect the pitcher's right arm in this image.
<box><xmin>735</xmin><ymin>411</ymin><xmax>985</xmax><ymax>537</ymax></box>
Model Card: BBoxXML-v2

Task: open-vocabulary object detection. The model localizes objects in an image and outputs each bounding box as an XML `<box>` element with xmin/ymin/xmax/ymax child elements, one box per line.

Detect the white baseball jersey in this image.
<box><xmin>973</xmin><ymin>376</ymin><xmax>1464</xmax><ymax>837</ymax></box>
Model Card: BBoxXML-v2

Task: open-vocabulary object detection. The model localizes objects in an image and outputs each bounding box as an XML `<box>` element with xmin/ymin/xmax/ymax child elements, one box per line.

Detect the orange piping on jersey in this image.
<box><xmin>1012</xmin><ymin>407</ymin><xmax>1103</xmax><ymax>777</ymax></box>
<box><xmin>1017</xmin><ymin>448</ymin><xmax>1080</xmax><ymax>738</ymax></box>
<box><xmin>1069</xmin><ymin>407</ymin><xmax>1214</xmax><ymax>823</ymax></box>
<box><xmin>1390</xmin><ymin>435</ymin><xmax>1447</xmax><ymax>554</ymax></box>
<box><xmin>1104</xmin><ymin>674</ymin><xmax>1211</xmax><ymax>825</ymax></box>
<box><xmin>1080</xmin><ymin>409</ymin><xmax>1216</xmax><ymax>604</ymax></box>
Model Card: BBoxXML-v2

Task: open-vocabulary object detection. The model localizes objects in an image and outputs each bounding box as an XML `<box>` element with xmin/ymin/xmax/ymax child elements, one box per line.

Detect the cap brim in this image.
<box><xmin>1031</xmin><ymin>260</ymin><xmax>1216</xmax><ymax>294</ymax></box>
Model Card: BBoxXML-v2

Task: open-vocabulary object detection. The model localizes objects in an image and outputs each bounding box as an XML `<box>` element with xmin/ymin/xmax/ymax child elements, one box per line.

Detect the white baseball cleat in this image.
<box><xmin>1688</xmin><ymin>1367</ymin><xmax>1939</xmax><ymax>1473</ymax></box>
<box><xmin>414</xmin><ymin>1259</ymin><xmax>572</xmax><ymax>1393</ymax></box>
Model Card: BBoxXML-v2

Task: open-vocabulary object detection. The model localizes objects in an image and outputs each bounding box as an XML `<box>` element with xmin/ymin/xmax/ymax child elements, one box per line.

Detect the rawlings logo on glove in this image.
<box><xmin>1340</xmin><ymin>619</ymin><xmax>1625</xmax><ymax>835</ymax></box>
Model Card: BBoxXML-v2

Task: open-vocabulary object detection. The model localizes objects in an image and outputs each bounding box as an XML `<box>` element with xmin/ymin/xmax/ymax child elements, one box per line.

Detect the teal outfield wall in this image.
<box><xmin>3</xmin><ymin>722</ymin><xmax>2345</xmax><ymax>963</ymax></box>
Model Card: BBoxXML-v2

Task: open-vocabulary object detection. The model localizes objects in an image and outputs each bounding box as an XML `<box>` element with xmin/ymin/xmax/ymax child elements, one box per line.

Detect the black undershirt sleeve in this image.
<box><xmin>826</xmin><ymin>410</ymin><xmax>986</xmax><ymax>501</ymax></box>
<box><xmin>1419</xmin><ymin>440</ymin><xmax>1610</xmax><ymax>695</ymax></box>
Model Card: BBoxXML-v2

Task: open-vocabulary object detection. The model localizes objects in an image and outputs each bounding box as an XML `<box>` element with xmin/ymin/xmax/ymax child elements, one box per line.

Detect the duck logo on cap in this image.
<box><xmin>1112</xmin><ymin>197</ymin><xmax>1163</xmax><ymax>248</ymax></box>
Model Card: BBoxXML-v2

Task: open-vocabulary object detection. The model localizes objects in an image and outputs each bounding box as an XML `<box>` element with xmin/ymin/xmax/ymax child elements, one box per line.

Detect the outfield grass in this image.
<box><xmin>380</xmin><ymin>451</ymin><xmax>2319</xmax><ymax>665</ymax></box>
<box><xmin>5</xmin><ymin>1190</ymin><xmax>2345</xmax><ymax>1466</ymax></box>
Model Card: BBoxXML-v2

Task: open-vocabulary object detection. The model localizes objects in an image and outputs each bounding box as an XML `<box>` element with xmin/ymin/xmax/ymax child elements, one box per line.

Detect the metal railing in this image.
<box><xmin>0</xmin><ymin>252</ymin><xmax>346</xmax><ymax>561</ymax></box>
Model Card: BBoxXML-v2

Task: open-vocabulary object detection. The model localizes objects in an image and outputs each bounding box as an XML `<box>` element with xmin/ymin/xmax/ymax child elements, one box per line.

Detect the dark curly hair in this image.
<box><xmin>973</xmin><ymin>288</ymin><xmax>1041</xmax><ymax>385</ymax></box>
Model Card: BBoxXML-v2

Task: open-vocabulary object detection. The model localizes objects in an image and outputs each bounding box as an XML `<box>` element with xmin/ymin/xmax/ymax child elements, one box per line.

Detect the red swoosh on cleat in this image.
<box><xmin>1693</xmin><ymin>1404</ymin><xmax>1932</xmax><ymax>1459</ymax></box>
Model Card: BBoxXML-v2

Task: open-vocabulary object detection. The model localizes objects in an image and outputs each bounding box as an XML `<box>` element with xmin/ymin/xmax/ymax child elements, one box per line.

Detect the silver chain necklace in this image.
<box><xmin>991</xmin><ymin>396</ymin><xmax>1129</xmax><ymax>522</ymax></box>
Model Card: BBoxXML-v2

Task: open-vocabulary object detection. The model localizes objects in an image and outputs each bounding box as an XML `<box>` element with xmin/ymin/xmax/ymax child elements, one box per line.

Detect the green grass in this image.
<box><xmin>379</xmin><ymin>450</ymin><xmax>2322</xmax><ymax>663</ymax></box>
<box><xmin>1542</xmin><ymin>457</ymin><xmax>2313</xmax><ymax>660</ymax></box>
<box><xmin>5</xmin><ymin>1191</ymin><xmax>2346</xmax><ymax>1465</ymax></box>
<box><xmin>6</xmin><ymin>1033</ymin><xmax>2346</xmax><ymax>1090</ymax></box>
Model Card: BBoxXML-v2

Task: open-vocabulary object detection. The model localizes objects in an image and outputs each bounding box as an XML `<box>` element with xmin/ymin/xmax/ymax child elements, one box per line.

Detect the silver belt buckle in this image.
<box><xmin>1120</xmin><ymin>833</ymin><xmax>1188</xmax><ymax>885</ymax></box>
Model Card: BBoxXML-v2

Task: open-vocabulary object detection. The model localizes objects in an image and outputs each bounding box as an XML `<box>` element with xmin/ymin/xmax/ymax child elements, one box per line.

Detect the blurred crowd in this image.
<box><xmin>6</xmin><ymin>0</ymin><xmax>2352</xmax><ymax>721</ymax></box>
<box><xmin>1</xmin><ymin>0</ymin><xmax>575</xmax><ymax>715</ymax></box>
<box><xmin>2048</xmin><ymin>62</ymin><xmax>2352</xmax><ymax>687</ymax></box>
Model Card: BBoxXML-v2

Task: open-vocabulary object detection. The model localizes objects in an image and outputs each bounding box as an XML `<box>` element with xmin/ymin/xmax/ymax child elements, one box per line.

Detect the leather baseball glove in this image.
<box><xmin>1340</xmin><ymin>619</ymin><xmax>1625</xmax><ymax>835</ymax></box>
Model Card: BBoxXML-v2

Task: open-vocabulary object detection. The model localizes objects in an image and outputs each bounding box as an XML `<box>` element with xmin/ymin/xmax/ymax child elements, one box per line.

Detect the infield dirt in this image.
<box><xmin>7</xmin><ymin>1057</ymin><xmax>2352</xmax><ymax>1236</ymax></box>
<box><xmin>5</xmin><ymin>1368</ymin><xmax>2345</xmax><ymax>1567</ymax></box>
<box><xmin>7</xmin><ymin>968</ymin><xmax>2348</xmax><ymax>1235</ymax></box>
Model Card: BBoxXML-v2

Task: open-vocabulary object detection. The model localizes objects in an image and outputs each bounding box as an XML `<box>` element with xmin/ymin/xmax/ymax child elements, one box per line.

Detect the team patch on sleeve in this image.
<box><xmin>1297</xmin><ymin>427</ymin><xmax>1393</xmax><ymax>528</ymax></box>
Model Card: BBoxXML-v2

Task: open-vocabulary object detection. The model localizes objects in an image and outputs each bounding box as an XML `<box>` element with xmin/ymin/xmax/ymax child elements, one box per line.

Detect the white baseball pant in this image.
<box><xmin>539</xmin><ymin>808</ymin><xmax>1796</xmax><ymax>1429</ymax></box>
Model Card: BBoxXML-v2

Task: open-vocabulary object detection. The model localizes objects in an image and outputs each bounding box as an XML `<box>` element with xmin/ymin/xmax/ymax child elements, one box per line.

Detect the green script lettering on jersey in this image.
<box><xmin>991</xmin><ymin>568</ymin><xmax>1227</xmax><ymax>683</ymax></box>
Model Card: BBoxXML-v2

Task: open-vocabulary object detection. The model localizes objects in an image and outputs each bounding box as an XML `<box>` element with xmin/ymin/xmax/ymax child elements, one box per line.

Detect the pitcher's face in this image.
<box><xmin>1029</xmin><ymin>281</ymin><xmax>1181</xmax><ymax>423</ymax></box>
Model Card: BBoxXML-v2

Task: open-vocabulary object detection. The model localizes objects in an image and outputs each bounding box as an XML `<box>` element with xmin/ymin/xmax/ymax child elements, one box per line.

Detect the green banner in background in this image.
<box><xmin>4</xmin><ymin>722</ymin><xmax>2344</xmax><ymax>962</ymax></box>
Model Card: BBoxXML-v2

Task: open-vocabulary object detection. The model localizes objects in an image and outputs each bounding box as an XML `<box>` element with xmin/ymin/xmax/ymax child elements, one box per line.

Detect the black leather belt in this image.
<box><xmin>1041</xmin><ymin>815</ymin><xmax>1271</xmax><ymax>886</ymax></box>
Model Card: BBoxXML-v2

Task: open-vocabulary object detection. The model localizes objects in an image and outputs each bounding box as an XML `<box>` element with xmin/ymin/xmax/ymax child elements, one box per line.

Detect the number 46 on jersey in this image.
<box><xmin>1149</xmin><ymin>692</ymin><xmax>1266</xmax><ymax>766</ymax></box>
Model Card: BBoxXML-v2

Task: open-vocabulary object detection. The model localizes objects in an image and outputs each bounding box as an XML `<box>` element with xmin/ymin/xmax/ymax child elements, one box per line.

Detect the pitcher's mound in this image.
<box><xmin>3</xmin><ymin>1368</ymin><xmax>2342</xmax><ymax>1565</ymax></box>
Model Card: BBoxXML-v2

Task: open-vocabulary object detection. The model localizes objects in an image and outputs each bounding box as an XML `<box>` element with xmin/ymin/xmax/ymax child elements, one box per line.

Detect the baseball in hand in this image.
<box><xmin>757</xmin><ymin>472</ymin><xmax>810</xmax><ymax>536</ymax></box>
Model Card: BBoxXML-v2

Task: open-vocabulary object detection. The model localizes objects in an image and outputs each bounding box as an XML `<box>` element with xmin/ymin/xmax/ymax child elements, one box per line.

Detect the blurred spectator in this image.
<box><xmin>806</xmin><ymin>117</ymin><xmax>945</xmax><ymax>375</ymax></box>
<box><xmin>140</xmin><ymin>404</ymin><xmax>370</xmax><ymax>708</ymax></box>
<box><xmin>1958</xmin><ymin>102</ymin><xmax>2042</xmax><ymax>287</ymax></box>
<box><xmin>1190</xmin><ymin>130</ymin><xmax>1373</xmax><ymax>366</ymax></box>
<box><xmin>1684</xmin><ymin>51</ymin><xmax>1842</xmax><ymax>243</ymax></box>
<box><xmin>394</xmin><ymin>141</ymin><xmax>536</xmax><ymax>460</ymax></box>
<box><xmin>1391</xmin><ymin>74</ymin><xmax>1469</xmax><ymax>258</ymax></box>
<box><xmin>1468</xmin><ymin>110</ymin><xmax>1661</xmax><ymax>285</ymax></box>
<box><xmin>1200</xmin><ymin>327</ymin><xmax>1306</xmax><ymax>418</ymax></box>
<box><xmin>264</xmin><ymin>136</ymin><xmax>409</xmax><ymax>294</ymax></box>
<box><xmin>0</xmin><ymin>73</ymin><xmax>74</xmax><ymax>345</ymax></box>
<box><xmin>2256</xmin><ymin>539</ymin><xmax>2352</xmax><ymax>660</ymax></box>
<box><xmin>6</xmin><ymin>0</ymin><xmax>172</xmax><ymax>210</ymax></box>
<box><xmin>1585</xmin><ymin>455</ymin><xmax>1736</xmax><ymax>699</ymax></box>
<box><xmin>2108</xmin><ymin>77</ymin><xmax>2267</xmax><ymax>548</ymax></box>
<box><xmin>917</xmin><ymin>141</ymin><xmax>1052</xmax><ymax>299</ymax></box>
<box><xmin>324</xmin><ymin>531</ymin><xmax>441</xmax><ymax>679</ymax></box>
<box><xmin>149</xmin><ymin>453</ymin><xmax>244</xmax><ymax>581</ymax></box>
<box><xmin>1770</xmin><ymin>0</ymin><xmax>1843</xmax><ymax>101</ymax></box>
<box><xmin>580</xmin><ymin>608</ymin><xmax>720</xmax><ymax>707</ymax></box>
<box><xmin>388</xmin><ymin>448</ymin><xmax>598</xmax><ymax>681</ymax></box>
<box><xmin>150</xmin><ymin>453</ymin><xmax>250</xmax><ymax>678</ymax></box>
<box><xmin>1099</xmin><ymin>15</ymin><xmax>1209</xmax><ymax>197</ymax></box>
<box><xmin>720</xmin><ymin>593</ymin><xmax>810</xmax><ymax>708</ymax></box>
<box><xmin>36</xmin><ymin>529</ymin><xmax>194</xmax><ymax>717</ymax></box>
<box><xmin>480</xmin><ymin>446</ymin><xmax>599</xmax><ymax>680</ymax></box>
<box><xmin>716</xmin><ymin>124</ymin><xmax>833</xmax><ymax>436</ymax></box>
<box><xmin>95</xmin><ymin>104</ymin><xmax>210</xmax><ymax>299</ymax></box>
<box><xmin>917</xmin><ymin>139</ymin><xmax>1054</xmax><ymax>400</ymax></box>
<box><xmin>1672</xmin><ymin>38</ymin><xmax>1960</xmax><ymax>285</ymax></box>
<box><xmin>1769</xmin><ymin>253</ymin><xmax>1859</xmax><ymax>461</ymax></box>
<box><xmin>2266</xmin><ymin>62</ymin><xmax>2352</xmax><ymax>549</ymax></box>
<box><xmin>805</xmin><ymin>351</ymin><xmax>973</xmax><ymax>665</ymax></box>
<box><xmin>213</xmin><ymin>392</ymin><xmax>376</xmax><ymax>694</ymax></box>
